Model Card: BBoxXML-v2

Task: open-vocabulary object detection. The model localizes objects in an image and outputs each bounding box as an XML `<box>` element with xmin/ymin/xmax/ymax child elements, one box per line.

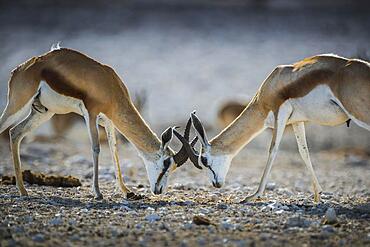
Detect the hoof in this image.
<box><xmin>19</xmin><ymin>190</ymin><xmax>28</xmax><ymax>197</ymax></box>
<box><xmin>126</xmin><ymin>192</ymin><xmax>145</xmax><ymax>200</ymax></box>
<box><xmin>314</xmin><ymin>192</ymin><xmax>322</xmax><ymax>203</ymax></box>
<box><xmin>240</xmin><ymin>194</ymin><xmax>261</xmax><ymax>204</ymax></box>
<box><xmin>94</xmin><ymin>194</ymin><xmax>104</xmax><ymax>200</ymax></box>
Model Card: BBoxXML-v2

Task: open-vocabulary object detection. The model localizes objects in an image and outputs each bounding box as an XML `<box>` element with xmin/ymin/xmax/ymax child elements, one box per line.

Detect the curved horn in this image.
<box><xmin>173</xmin><ymin>118</ymin><xmax>199</xmax><ymax>167</ymax></box>
<box><xmin>190</xmin><ymin>111</ymin><xmax>210</xmax><ymax>147</ymax></box>
<box><xmin>173</xmin><ymin>128</ymin><xmax>202</xmax><ymax>169</ymax></box>
<box><xmin>160</xmin><ymin>126</ymin><xmax>173</xmax><ymax>151</ymax></box>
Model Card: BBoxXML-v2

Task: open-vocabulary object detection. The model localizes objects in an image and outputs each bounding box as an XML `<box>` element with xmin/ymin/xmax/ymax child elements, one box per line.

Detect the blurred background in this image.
<box><xmin>0</xmin><ymin>0</ymin><xmax>369</xmax><ymax>151</ymax></box>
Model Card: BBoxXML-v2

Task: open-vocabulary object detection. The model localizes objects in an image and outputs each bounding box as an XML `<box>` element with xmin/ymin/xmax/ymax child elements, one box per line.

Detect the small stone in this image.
<box><xmin>70</xmin><ymin>235</ymin><xmax>80</xmax><ymax>241</ymax></box>
<box><xmin>322</xmin><ymin>225</ymin><xmax>335</xmax><ymax>234</ymax></box>
<box><xmin>49</xmin><ymin>217</ymin><xmax>63</xmax><ymax>226</ymax></box>
<box><xmin>183</xmin><ymin>223</ymin><xmax>193</xmax><ymax>230</ymax></box>
<box><xmin>68</xmin><ymin>219</ymin><xmax>77</xmax><ymax>226</ymax></box>
<box><xmin>193</xmin><ymin>215</ymin><xmax>214</xmax><ymax>226</ymax></box>
<box><xmin>159</xmin><ymin>223</ymin><xmax>171</xmax><ymax>231</ymax></box>
<box><xmin>172</xmin><ymin>183</ymin><xmax>185</xmax><ymax>190</ymax></box>
<box><xmin>14</xmin><ymin>226</ymin><xmax>25</xmax><ymax>233</ymax></box>
<box><xmin>217</xmin><ymin>203</ymin><xmax>228</xmax><ymax>210</ymax></box>
<box><xmin>286</xmin><ymin>216</ymin><xmax>311</xmax><ymax>228</ymax></box>
<box><xmin>260</xmin><ymin>233</ymin><xmax>272</xmax><ymax>241</ymax></box>
<box><xmin>119</xmin><ymin>205</ymin><xmax>132</xmax><ymax>211</ymax></box>
<box><xmin>266</xmin><ymin>182</ymin><xmax>276</xmax><ymax>191</ymax></box>
<box><xmin>324</xmin><ymin>208</ymin><xmax>338</xmax><ymax>225</ymax></box>
<box><xmin>262</xmin><ymin>201</ymin><xmax>282</xmax><ymax>212</ymax></box>
<box><xmin>24</xmin><ymin>216</ymin><xmax>33</xmax><ymax>223</ymax></box>
<box><xmin>183</xmin><ymin>201</ymin><xmax>194</xmax><ymax>206</ymax></box>
<box><xmin>199</xmin><ymin>208</ymin><xmax>210</xmax><ymax>214</ymax></box>
<box><xmin>145</xmin><ymin>214</ymin><xmax>161</xmax><ymax>222</ymax></box>
<box><xmin>32</xmin><ymin>234</ymin><xmax>45</xmax><ymax>242</ymax></box>
<box><xmin>221</xmin><ymin>223</ymin><xmax>235</xmax><ymax>230</ymax></box>
<box><xmin>80</xmin><ymin>208</ymin><xmax>89</xmax><ymax>213</ymax></box>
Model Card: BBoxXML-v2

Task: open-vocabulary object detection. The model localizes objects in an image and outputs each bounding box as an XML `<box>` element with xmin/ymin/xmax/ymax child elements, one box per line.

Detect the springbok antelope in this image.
<box><xmin>175</xmin><ymin>54</ymin><xmax>370</xmax><ymax>202</ymax></box>
<box><xmin>50</xmin><ymin>90</ymin><xmax>147</xmax><ymax>141</ymax></box>
<box><xmin>217</xmin><ymin>100</ymin><xmax>246</xmax><ymax>129</ymax></box>
<box><xmin>0</xmin><ymin>48</ymin><xmax>196</xmax><ymax>199</ymax></box>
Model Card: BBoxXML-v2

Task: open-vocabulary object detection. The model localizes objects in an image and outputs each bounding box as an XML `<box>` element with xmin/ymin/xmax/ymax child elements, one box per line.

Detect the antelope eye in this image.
<box><xmin>201</xmin><ymin>156</ymin><xmax>208</xmax><ymax>166</ymax></box>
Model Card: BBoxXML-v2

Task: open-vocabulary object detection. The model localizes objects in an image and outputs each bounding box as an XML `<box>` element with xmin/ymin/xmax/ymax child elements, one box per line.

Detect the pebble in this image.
<box><xmin>217</xmin><ymin>203</ymin><xmax>228</xmax><ymax>210</ymax></box>
<box><xmin>172</xmin><ymin>183</ymin><xmax>186</xmax><ymax>190</ymax></box>
<box><xmin>183</xmin><ymin>201</ymin><xmax>194</xmax><ymax>206</ymax></box>
<box><xmin>183</xmin><ymin>223</ymin><xmax>193</xmax><ymax>230</ymax></box>
<box><xmin>220</xmin><ymin>223</ymin><xmax>235</xmax><ymax>230</ymax></box>
<box><xmin>145</xmin><ymin>214</ymin><xmax>161</xmax><ymax>222</ymax></box>
<box><xmin>324</xmin><ymin>207</ymin><xmax>338</xmax><ymax>224</ymax></box>
<box><xmin>49</xmin><ymin>217</ymin><xmax>63</xmax><ymax>226</ymax></box>
<box><xmin>277</xmin><ymin>188</ymin><xmax>294</xmax><ymax>196</ymax></box>
<box><xmin>260</xmin><ymin>233</ymin><xmax>272</xmax><ymax>241</ymax></box>
<box><xmin>322</xmin><ymin>225</ymin><xmax>336</xmax><ymax>234</ymax></box>
<box><xmin>159</xmin><ymin>223</ymin><xmax>171</xmax><ymax>231</ymax></box>
<box><xmin>80</xmin><ymin>208</ymin><xmax>89</xmax><ymax>213</ymax></box>
<box><xmin>70</xmin><ymin>235</ymin><xmax>80</xmax><ymax>241</ymax></box>
<box><xmin>199</xmin><ymin>208</ymin><xmax>211</xmax><ymax>214</ymax></box>
<box><xmin>68</xmin><ymin>219</ymin><xmax>77</xmax><ymax>226</ymax></box>
<box><xmin>286</xmin><ymin>216</ymin><xmax>311</xmax><ymax>228</ymax></box>
<box><xmin>14</xmin><ymin>226</ymin><xmax>25</xmax><ymax>233</ymax></box>
<box><xmin>119</xmin><ymin>205</ymin><xmax>132</xmax><ymax>211</ymax></box>
<box><xmin>24</xmin><ymin>216</ymin><xmax>33</xmax><ymax>223</ymax></box>
<box><xmin>32</xmin><ymin>234</ymin><xmax>45</xmax><ymax>242</ymax></box>
<box><xmin>265</xmin><ymin>182</ymin><xmax>276</xmax><ymax>191</ymax></box>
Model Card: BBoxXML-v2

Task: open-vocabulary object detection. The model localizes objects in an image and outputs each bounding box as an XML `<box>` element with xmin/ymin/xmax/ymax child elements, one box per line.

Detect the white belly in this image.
<box><xmin>265</xmin><ymin>84</ymin><xmax>349</xmax><ymax>128</ymax></box>
<box><xmin>38</xmin><ymin>81</ymin><xmax>84</xmax><ymax>115</ymax></box>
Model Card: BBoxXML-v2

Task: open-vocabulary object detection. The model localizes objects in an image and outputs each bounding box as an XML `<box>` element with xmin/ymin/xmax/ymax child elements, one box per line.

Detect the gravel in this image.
<box><xmin>0</xmin><ymin>139</ymin><xmax>369</xmax><ymax>246</ymax></box>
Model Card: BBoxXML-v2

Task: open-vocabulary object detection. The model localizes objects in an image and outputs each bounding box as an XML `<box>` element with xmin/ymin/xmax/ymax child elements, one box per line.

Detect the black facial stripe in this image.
<box><xmin>155</xmin><ymin>158</ymin><xmax>172</xmax><ymax>186</ymax></box>
<box><xmin>201</xmin><ymin>156</ymin><xmax>217</xmax><ymax>182</ymax></box>
<box><xmin>207</xmin><ymin>166</ymin><xmax>217</xmax><ymax>182</ymax></box>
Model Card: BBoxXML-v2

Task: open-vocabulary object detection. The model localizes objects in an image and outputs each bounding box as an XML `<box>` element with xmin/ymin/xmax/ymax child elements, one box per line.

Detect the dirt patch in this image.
<box><xmin>0</xmin><ymin>170</ymin><xmax>81</xmax><ymax>187</ymax></box>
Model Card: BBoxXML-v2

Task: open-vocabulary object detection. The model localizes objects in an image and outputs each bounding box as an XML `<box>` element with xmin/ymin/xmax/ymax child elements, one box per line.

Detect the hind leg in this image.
<box><xmin>241</xmin><ymin>101</ymin><xmax>292</xmax><ymax>202</ymax></box>
<box><xmin>9</xmin><ymin>106</ymin><xmax>54</xmax><ymax>196</ymax></box>
<box><xmin>81</xmin><ymin>107</ymin><xmax>102</xmax><ymax>200</ymax></box>
<box><xmin>292</xmin><ymin>122</ymin><xmax>323</xmax><ymax>202</ymax></box>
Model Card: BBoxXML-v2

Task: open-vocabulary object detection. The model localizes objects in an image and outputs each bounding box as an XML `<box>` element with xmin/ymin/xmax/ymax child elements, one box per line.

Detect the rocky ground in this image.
<box><xmin>0</xmin><ymin>136</ymin><xmax>369</xmax><ymax>247</ymax></box>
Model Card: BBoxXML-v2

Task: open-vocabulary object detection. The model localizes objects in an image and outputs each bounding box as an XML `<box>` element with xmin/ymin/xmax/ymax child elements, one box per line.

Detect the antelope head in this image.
<box><xmin>148</xmin><ymin>118</ymin><xmax>198</xmax><ymax>194</ymax></box>
<box><xmin>174</xmin><ymin>112</ymin><xmax>232</xmax><ymax>189</ymax></box>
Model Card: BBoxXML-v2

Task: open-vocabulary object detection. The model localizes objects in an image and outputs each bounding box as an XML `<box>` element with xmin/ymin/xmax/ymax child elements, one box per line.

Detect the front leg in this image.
<box><xmin>100</xmin><ymin>116</ymin><xmax>140</xmax><ymax>200</ymax></box>
<box><xmin>241</xmin><ymin>102</ymin><xmax>292</xmax><ymax>203</ymax></box>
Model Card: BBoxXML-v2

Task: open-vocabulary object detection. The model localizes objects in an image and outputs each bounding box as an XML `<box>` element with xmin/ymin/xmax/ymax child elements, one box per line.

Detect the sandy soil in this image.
<box><xmin>0</xmin><ymin>137</ymin><xmax>369</xmax><ymax>246</ymax></box>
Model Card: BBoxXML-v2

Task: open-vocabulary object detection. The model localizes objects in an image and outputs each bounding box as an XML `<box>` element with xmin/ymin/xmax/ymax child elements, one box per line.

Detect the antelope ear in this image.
<box><xmin>161</xmin><ymin>127</ymin><xmax>173</xmax><ymax>151</ymax></box>
<box><xmin>190</xmin><ymin>111</ymin><xmax>210</xmax><ymax>147</ymax></box>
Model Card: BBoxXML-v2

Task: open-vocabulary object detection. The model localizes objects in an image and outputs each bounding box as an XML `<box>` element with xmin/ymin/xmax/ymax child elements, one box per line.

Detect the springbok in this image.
<box><xmin>175</xmin><ymin>54</ymin><xmax>370</xmax><ymax>202</ymax></box>
<box><xmin>50</xmin><ymin>90</ymin><xmax>147</xmax><ymax>141</ymax></box>
<box><xmin>217</xmin><ymin>100</ymin><xmax>246</xmax><ymax>129</ymax></box>
<box><xmin>0</xmin><ymin>48</ymin><xmax>196</xmax><ymax>199</ymax></box>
